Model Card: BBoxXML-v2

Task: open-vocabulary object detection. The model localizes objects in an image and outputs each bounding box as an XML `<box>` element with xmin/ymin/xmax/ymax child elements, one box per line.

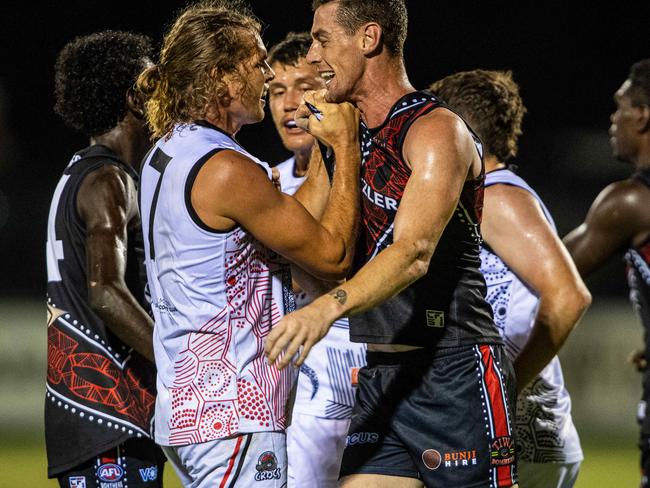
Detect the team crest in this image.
<box><xmin>254</xmin><ymin>451</ymin><xmax>281</xmax><ymax>481</ymax></box>
<box><xmin>96</xmin><ymin>462</ymin><xmax>124</xmax><ymax>482</ymax></box>
<box><xmin>490</xmin><ymin>436</ymin><xmax>515</xmax><ymax>466</ymax></box>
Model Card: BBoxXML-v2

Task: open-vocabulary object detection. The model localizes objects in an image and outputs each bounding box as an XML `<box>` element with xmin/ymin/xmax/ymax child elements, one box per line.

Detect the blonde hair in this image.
<box><xmin>136</xmin><ymin>0</ymin><xmax>261</xmax><ymax>138</ymax></box>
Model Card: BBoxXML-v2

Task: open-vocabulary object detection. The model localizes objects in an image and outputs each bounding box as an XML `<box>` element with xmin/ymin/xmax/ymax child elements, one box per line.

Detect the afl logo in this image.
<box><xmin>96</xmin><ymin>463</ymin><xmax>124</xmax><ymax>482</ymax></box>
<box><xmin>422</xmin><ymin>449</ymin><xmax>442</xmax><ymax>470</ymax></box>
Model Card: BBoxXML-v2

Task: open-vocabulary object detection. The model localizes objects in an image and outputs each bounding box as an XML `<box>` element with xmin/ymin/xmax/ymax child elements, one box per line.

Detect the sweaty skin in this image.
<box><xmin>481</xmin><ymin>158</ymin><xmax>590</xmax><ymax>393</ymax></box>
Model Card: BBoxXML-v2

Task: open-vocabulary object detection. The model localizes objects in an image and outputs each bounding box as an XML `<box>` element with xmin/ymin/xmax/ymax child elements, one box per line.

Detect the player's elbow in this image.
<box><xmin>404</xmin><ymin>239</ymin><xmax>434</xmax><ymax>281</ymax></box>
<box><xmin>542</xmin><ymin>281</ymin><xmax>592</xmax><ymax>334</ymax></box>
<box><xmin>88</xmin><ymin>280</ymin><xmax>122</xmax><ymax>316</ymax></box>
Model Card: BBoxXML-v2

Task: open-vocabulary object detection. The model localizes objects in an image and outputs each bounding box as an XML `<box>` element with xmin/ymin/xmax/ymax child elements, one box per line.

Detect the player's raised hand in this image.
<box><xmin>265</xmin><ymin>304</ymin><xmax>332</xmax><ymax>370</ymax></box>
<box><xmin>294</xmin><ymin>89</ymin><xmax>359</xmax><ymax>151</ymax></box>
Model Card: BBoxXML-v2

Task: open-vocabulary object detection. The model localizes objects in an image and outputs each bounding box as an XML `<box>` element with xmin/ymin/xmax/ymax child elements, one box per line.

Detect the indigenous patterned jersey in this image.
<box><xmin>140</xmin><ymin>122</ymin><xmax>295</xmax><ymax>446</ymax></box>
<box><xmin>479</xmin><ymin>168</ymin><xmax>582</xmax><ymax>463</ymax></box>
<box><xmin>349</xmin><ymin>91</ymin><xmax>501</xmax><ymax>347</ymax></box>
<box><xmin>276</xmin><ymin>157</ymin><xmax>366</xmax><ymax>419</ymax></box>
<box><xmin>626</xmin><ymin>167</ymin><xmax>650</xmax><ymax>435</ymax></box>
<box><xmin>45</xmin><ymin>145</ymin><xmax>157</xmax><ymax>477</ymax></box>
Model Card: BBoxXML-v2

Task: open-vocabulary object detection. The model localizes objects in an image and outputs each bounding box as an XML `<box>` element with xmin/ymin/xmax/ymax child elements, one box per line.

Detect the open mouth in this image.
<box><xmin>283</xmin><ymin>119</ymin><xmax>304</xmax><ymax>133</ymax></box>
<box><xmin>320</xmin><ymin>71</ymin><xmax>335</xmax><ymax>86</ymax></box>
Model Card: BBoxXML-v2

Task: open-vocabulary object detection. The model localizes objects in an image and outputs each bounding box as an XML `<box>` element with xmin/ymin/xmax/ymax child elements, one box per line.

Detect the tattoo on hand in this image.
<box><xmin>329</xmin><ymin>289</ymin><xmax>347</xmax><ymax>305</ymax></box>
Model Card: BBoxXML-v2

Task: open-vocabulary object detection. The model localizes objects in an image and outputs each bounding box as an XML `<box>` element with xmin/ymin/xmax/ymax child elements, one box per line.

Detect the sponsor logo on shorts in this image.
<box><xmin>97</xmin><ymin>463</ymin><xmax>124</xmax><ymax>483</ymax></box>
<box><xmin>254</xmin><ymin>451</ymin><xmax>281</xmax><ymax>481</ymax></box>
<box><xmin>345</xmin><ymin>432</ymin><xmax>379</xmax><ymax>447</ymax></box>
<box><xmin>422</xmin><ymin>449</ymin><xmax>442</xmax><ymax>470</ymax></box>
<box><xmin>443</xmin><ymin>450</ymin><xmax>478</xmax><ymax>468</ymax></box>
<box><xmin>69</xmin><ymin>476</ymin><xmax>86</xmax><ymax>488</ymax></box>
<box><xmin>490</xmin><ymin>436</ymin><xmax>515</xmax><ymax>466</ymax></box>
<box><xmin>425</xmin><ymin>310</ymin><xmax>444</xmax><ymax>328</ymax></box>
<box><xmin>139</xmin><ymin>466</ymin><xmax>158</xmax><ymax>482</ymax></box>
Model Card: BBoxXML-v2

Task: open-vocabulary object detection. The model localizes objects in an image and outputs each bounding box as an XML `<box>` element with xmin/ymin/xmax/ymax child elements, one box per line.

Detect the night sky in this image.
<box><xmin>1</xmin><ymin>1</ymin><xmax>648</xmax><ymax>296</ymax></box>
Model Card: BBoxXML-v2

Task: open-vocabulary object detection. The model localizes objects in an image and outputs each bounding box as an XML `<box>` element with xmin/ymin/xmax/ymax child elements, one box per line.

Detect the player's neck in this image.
<box><xmin>484</xmin><ymin>156</ymin><xmax>506</xmax><ymax>173</ymax></box>
<box><xmin>355</xmin><ymin>59</ymin><xmax>414</xmax><ymax>129</ymax></box>
<box><xmin>635</xmin><ymin>139</ymin><xmax>650</xmax><ymax>169</ymax></box>
<box><xmin>293</xmin><ymin>148</ymin><xmax>311</xmax><ymax>177</ymax></box>
<box><xmin>91</xmin><ymin>113</ymin><xmax>149</xmax><ymax>170</ymax></box>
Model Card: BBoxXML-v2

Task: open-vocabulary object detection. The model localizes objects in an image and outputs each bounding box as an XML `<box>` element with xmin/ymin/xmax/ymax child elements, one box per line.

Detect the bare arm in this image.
<box><xmin>265</xmin><ymin>109</ymin><xmax>478</xmax><ymax>368</ymax></box>
<box><xmin>77</xmin><ymin>164</ymin><xmax>154</xmax><ymax>362</ymax></box>
<box><xmin>564</xmin><ymin>180</ymin><xmax>650</xmax><ymax>277</ymax></box>
<box><xmin>482</xmin><ymin>183</ymin><xmax>591</xmax><ymax>392</ymax></box>
<box><xmin>192</xmin><ymin>100</ymin><xmax>359</xmax><ymax>281</ymax></box>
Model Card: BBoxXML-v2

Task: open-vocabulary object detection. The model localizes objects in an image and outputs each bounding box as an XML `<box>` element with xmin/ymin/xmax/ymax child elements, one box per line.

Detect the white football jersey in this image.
<box><xmin>140</xmin><ymin>123</ymin><xmax>295</xmax><ymax>446</ymax></box>
<box><xmin>276</xmin><ymin>156</ymin><xmax>366</xmax><ymax>419</ymax></box>
<box><xmin>480</xmin><ymin>168</ymin><xmax>582</xmax><ymax>463</ymax></box>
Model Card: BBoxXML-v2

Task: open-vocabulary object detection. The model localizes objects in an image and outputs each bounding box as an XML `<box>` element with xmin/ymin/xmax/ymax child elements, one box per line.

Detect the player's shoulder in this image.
<box><xmin>589</xmin><ymin>177</ymin><xmax>650</xmax><ymax>228</ymax></box>
<box><xmin>197</xmin><ymin>148</ymin><xmax>269</xmax><ymax>189</ymax></box>
<box><xmin>407</xmin><ymin>106</ymin><xmax>470</xmax><ymax>144</ymax></box>
<box><xmin>80</xmin><ymin>160</ymin><xmax>133</xmax><ymax>193</ymax></box>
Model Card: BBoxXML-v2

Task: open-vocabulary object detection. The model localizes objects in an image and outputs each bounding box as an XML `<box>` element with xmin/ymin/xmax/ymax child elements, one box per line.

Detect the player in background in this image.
<box><xmin>46</xmin><ymin>31</ymin><xmax>165</xmax><ymax>487</ymax></box>
<box><xmin>136</xmin><ymin>2</ymin><xmax>360</xmax><ymax>486</ymax></box>
<box><xmin>564</xmin><ymin>59</ymin><xmax>650</xmax><ymax>487</ymax></box>
<box><xmin>266</xmin><ymin>1</ymin><xmax>519</xmax><ymax>486</ymax></box>
<box><xmin>267</xmin><ymin>31</ymin><xmax>366</xmax><ymax>487</ymax></box>
<box><xmin>430</xmin><ymin>69</ymin><xmax>591</xmax><ymax>488</ymax></box>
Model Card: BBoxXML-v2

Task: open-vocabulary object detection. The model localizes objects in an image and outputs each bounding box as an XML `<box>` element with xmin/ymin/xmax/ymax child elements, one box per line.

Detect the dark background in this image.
<box><xmin>0</xmin><ymin>1</ymin><xmax>648</xmax><ymax>298</ymax></box>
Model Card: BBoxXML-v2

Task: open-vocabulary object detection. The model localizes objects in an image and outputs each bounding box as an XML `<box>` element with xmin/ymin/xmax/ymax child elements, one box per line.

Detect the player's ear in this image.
<box><xmin>126</xmin><ymin>86</ymin><xmax>145</xmax><ymax>120</ymax></box>
<box><xmin>360</xmin><ymin>22</ymin><xmax>382</xmax><ymax>56</ymax></box>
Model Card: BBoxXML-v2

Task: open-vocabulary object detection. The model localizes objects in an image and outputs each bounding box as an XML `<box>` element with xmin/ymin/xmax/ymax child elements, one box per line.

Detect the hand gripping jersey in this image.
<box><xmin>276</xmin><ymin>157</ymin><xmax>366</xmax><ymax>419</ymax></box>
<box><xmin>625</xmin><ymin>167</ymin><xmax>650</xmax><ymax>436</ymax></box>
<box><xmin>45</xmin><ymin>145</ymin><xmax>157</xmax><ymax>477</ymax></box>
<box><xmin>139</xmin><ymin>122</ymin><xmax>295</xmax><ymax>446</ymax></box>
<box><xmin>480</xmin><ymin>168</ymin><xmax>582</xmax><ymax>464</ymax></box>
<box><xmin>349</xmin><ymin>91</ymin><xmax>502</xmax><ymax>347</ymax></box>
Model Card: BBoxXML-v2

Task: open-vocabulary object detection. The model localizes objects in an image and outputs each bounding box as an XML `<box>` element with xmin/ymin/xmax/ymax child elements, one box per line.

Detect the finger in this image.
<box><xmin>294</xmin><ymin>338</ymin><xmax>316</xmax><ymax>368</ymax></box>
<box><xmin>294</xmin><ymin>105</ymin><xmax>311</xmax><ymax>131</ymax></box>
<box><xmin>265</xmin><ymin>328</ymin><xmax>292</xmax><ymax>364</ymax></box>
<box><xmin>277</xmin><ymin>332</ymin><xmax>306</xmax><ymax>370</ymax></box>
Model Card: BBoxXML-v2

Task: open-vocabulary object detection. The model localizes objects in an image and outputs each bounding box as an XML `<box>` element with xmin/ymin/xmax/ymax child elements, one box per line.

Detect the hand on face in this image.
<box><xmin>294</xmin><ymin>89</ymin><xmax>359</xmax><ymax>149</ymax></box>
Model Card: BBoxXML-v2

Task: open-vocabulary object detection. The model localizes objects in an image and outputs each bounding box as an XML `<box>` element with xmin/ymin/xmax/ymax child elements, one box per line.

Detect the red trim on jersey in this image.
<box><xmin>219</xmin><ymin>435</ymin><xmax>244</xmax><ymax>488</ymax></box>
<box><xmin>479</xmin><ymin>345</ymin><xmax>516</xmax><ymax>487</ymax></box>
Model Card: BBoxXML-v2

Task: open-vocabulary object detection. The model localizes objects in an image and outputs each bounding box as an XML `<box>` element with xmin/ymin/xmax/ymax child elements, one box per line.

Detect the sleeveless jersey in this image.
<box><xmin>45</xmin><ymin>145</ymin><xmax>157</xmax><ymax>476</ymax></box>
<box><xmin>140</xmin><ymin>122</ymin><xmax>295</xmax><ymax>446</ymax></box>
<box><xmin>480</xmin><ymin>168</ymin><xmax>582</xmax><ymax>463</ymax></box>
<box><xmin>276</xmin><ymin>157</ymin><xmax>366</xmax><ymax>419</ymax></box>
<box><xmin>625</xmin><ymin>167</ymin><xmax>650</xmax><ymax>435</ymax></box>
<box><xmin>349</xmin><ymin>91</ymin><xmax>501</xmax><ymax>347</ymax></box>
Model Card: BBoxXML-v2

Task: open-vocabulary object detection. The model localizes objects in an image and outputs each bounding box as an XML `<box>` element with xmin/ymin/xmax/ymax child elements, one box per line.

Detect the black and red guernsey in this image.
<box><xmin>626</xmin><ymin>167</ymin><xmax>650</xmax><ymax>436</ymax></box>
<box><xmin>45</xmin><ymin>145</ymin><xmax>157</xmax><ymax>477</ymax></box>
<box><xmin>349</xmin><ymin>91</ymin><xmax>502</xmax><ymax>347</ymax></box>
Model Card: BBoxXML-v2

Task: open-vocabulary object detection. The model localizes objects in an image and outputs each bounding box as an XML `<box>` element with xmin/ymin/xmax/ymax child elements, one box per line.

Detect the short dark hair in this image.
<box><xmin>430</xmin><ymin>70</ymin><xmax>527</xmax><ymax>162</ymax></box>
<box><xmin>628</xmin><ymin>59</ymin><xmax>650</xmax><ymax>106</ymax></box>
<box><xmin>312</xmin><ymin>0</ymin><xmax>407</xmax><ymax>56</ymax></box>
<box><xmin>54</xmin><ymin>30</ymin><xmax>153</xmax><ymax>137</ymax></box>
<box><xmin>268</xmin><ymin>32</ymin><xmax>312</xmax><ymax>67</ymax></box>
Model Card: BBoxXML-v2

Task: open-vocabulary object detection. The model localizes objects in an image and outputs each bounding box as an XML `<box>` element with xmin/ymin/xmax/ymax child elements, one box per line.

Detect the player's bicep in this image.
<box><xmin>77</xmin><ymin>167</ymin><xmax>132</xmax><ymax>284</ymax></box>
<box><xmin>394</xmin><ymin>114</ymin><xmax>471</xmax><ymax>251</ymax></box>
<box><xmin>483</xmin><ymin>185</ymin><xmax>578</xmax><ymax>293</ymax></box>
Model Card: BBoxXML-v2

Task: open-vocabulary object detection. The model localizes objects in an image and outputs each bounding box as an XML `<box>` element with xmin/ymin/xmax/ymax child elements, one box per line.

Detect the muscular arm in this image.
<box><xmin>482</xmin><ymin>184</ymin><xmax>591</xmax><ymax>392</ymax></box>
<box><xmin>77</xmin><ymin>164</ymin><xmax>154</xmax><ymax>362</ymax></box>
<box><xmin>192</xmin><ymin>103</ymin><xmax>359</xmax><ymax>281</ymax></box>
<box><xmin>265</xmin><ymin>109</ymin><xmax>479</xmax><ymax>367</ymax></box>
<box><xmin>564</xmin><ymin>180</ymin><xmax>650</xmax><ymax>277</ymax></box>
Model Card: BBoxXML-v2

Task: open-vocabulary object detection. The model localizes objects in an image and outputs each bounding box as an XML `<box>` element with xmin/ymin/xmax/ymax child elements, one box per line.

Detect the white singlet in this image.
<box><xmin>140</xmin><ymin>123</ymin><xmax>295</xmax><ymax>447</ymax></box>
<box><xmin>480</xmin><ymin>168</ymin><xmax>583</xmax><ymax>465</ymax></box>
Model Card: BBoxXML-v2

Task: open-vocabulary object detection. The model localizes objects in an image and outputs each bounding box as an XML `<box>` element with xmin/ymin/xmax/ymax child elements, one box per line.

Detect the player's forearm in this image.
<box><xmin>293</xmin><ymin>149</ymin><xmax>330</xmax><ymax>220</ymax></box>
<box><xmin>318</xmin><ymin>144</ymin><xmax>360</xmax><ymax>269</ymax></box>
<box><xmin>307</xmin><ymin>240</ymin><xmax>429</xmax><ymax>324</ymax></box>
<box><xmin>513</xmin><ymin>289</ymin><xmax>591</xmax><ymax>391</ymax></box>
<box><xmin>89</xmin><ymin>282</ymin><xmax>155</xmax><ymax>362</ymax></box>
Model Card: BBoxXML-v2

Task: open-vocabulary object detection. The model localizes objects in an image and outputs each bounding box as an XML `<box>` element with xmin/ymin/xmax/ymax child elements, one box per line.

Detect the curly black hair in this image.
<box><xmin>629</xmin><ymin>59</ymin><xmax>650</xmax><ymax>106</ymax></box>
<box><xmin>54</xmin><ymin>30</ymin><xmax>153</xmax><ymax>137</ymax></box>
<box><xmin>268</xmin><ymin>32</ymin><xmax>312</xmax><ymax>67</ymax></box>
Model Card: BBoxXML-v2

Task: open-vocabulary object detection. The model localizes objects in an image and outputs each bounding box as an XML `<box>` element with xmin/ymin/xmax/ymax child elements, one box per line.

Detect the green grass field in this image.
<box><xmin>0</xmin><ymin>436</ymin><xmax>638</xmax><ymax>487</ymax></box>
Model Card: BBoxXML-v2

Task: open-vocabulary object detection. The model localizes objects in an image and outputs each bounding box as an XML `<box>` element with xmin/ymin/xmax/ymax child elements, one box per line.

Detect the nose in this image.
<box><xmin>263</xmin><ymin>61</ymin><xmax>275</xmax><ymax>82</ymax></box>
<box><xmin>306</xmin><ymin>41</ymin><xmax>320</xmax><ymax>65</ymax></box>
<box><xmin>283</xmin><ymin>87</ymin><xmax>302</xmax><ymax>112</ymax></box>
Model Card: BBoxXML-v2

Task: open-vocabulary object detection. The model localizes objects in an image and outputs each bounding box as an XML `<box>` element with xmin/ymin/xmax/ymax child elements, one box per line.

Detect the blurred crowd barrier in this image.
<box><xmin>0</xmin><ymin>297</ymin><xmax>642</xmax><ymax>441</ymax></box>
